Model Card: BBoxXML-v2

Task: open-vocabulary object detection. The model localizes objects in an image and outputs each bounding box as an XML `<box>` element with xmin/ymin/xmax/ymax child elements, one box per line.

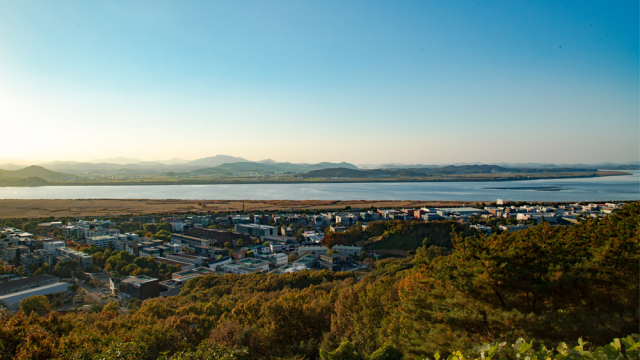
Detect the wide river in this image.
<box><xmin>0</xmin><ymin>171</ymin><xmax>640</xmax><ymax>201</ymax></box>
<box><xmin>0</xmin><ymin>171</ymin><xmax>638</xmax><ymax>201</ymax></box>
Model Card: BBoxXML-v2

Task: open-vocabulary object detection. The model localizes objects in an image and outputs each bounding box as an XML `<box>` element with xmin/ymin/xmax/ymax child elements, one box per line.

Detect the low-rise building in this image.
<box><xmin>422</xmin><ymin>213</ymin><xmax>444</xmax><ymax>222</ymax></box>
<box><xmin>293</xmin><ymin>255</ymin><xmax>317</xmax><ymax>269</ymax></box>
<box><xmin>263</xmin><ymin>236</ymin><xmax>299</xmax><ymax>252</ymax></box>
<box><xmin>194</xmin><ymin>246</ymin><xmax>229</xmax><ymax>258</ymax></box>
<box><xmin>258</xmin><ymin>253</ymin><xmax>288</xmax><ymax>267</ymax></box>
<box><xmin>183</xmin><ymin>226</ymin><xmax>250</xmax><ymax>247</ymax></box>
<box><xmin>43</xmin><ymin>241</ymin><xmax>66</xmax><ymax>254</ymax></box>
<box><xmin>170</xmin><ymin>234</ymin><xmax>211</xmax><ymax>250</ymax></box>
<box><xmin>234</xmin><ymin>224</ymin><xmax>278</xmax><ymax>238</ymax></box>
<box><xmin>209</xmin><ymin>256</ymin><xmax>233</xmax><ymax>270</ymax></box>
<box><xmin>20</xmin><ymin>250</ymin><xmax>47</xmax><ymax>268</ymax></box>
<box><xmin>470</xmin><ymin>224</ymin><xmax>492</xmax><ymax>235</ymax></box>
<box><xmin>139</xmin><ymin>247</ymin><xmax>161</xmax><ymax>258</ymax></box>
<box><xmin>166</xmin><ymin>253</ymin><xmax>204</xmax><ymax>266</ymax></box>
<box><xmin>119</xmin><ymin>275</ymin><xmax>160</xmax><ymax>300</ymax></box>
<box><xmin>171</xmin><ymin>267</ymin><xmax>216</xmax><ymax>281</ymax></box>
<box><xmin>243</xmin><ymin>244</ymin><xmax>270</xmax><ymax>255</ymax></box>
<box><xmin>154</xmin><ymin>257</ymin><xmax>195</xmax><ymax>271</ymax></box>
<box><xmin>332</xmin><ymin>245</ymin><xmax>363</xmax><ymax>257</ymax></box>
<box><xmin>222</xmin><ymin>258</ymin><xmax>270</xmax><ymax>274</ymax></box>
<box><xmin>318</xmin><ymin>254</ymin><xmax>352</xmax><ymax>271</ymax></box>
<box><xmin>86</xmin><ymin>235</ymin><xmax>118</xmax><ymax>248</ymax></box>
<box><xmin>0</xmin><ymin>281</ymin><xmax>69</xmax><ymax>311</ymax></box>
<box><xmin>298</xmin><ymin>246</ymin><xmax>328</xmax><ymax>257</ymax></box>
<box><xmin>58</xmin><ymin>247</ymin><xmax>94</xmax><ymax>269</ymax></box>
<box><xmin>269</xmin><ymin>263</ymin><xmax>309</xmax><ymax>274</ymax></box>
<box><xmin>0</xmin><ymin>275</ymin><xmax>59</xmax><ymax>295</ymax></box>
<box><xmin>329</xmin><ymin>225</ymin><xmax>347</xmax><ymax>233</ymax></box>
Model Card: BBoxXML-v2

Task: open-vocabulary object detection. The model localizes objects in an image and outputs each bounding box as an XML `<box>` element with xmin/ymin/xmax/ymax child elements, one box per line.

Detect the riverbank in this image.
<box><xmin>0</xmin><ymin>199</ymin><xmax>480</xmax><ymax>219</ymax></box>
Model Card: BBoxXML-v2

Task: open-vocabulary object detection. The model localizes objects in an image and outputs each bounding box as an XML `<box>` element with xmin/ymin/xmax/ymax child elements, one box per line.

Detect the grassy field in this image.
<box><xmin>0</xmin><ymin>199</ymin><xmax>476</xmax><ymax>219</ymax></box>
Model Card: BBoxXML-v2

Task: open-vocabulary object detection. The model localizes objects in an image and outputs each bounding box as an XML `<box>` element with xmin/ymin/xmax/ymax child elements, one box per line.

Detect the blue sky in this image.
<box><xmin>0</xmin><ymin>0</ymin><xmax>637</xmax><ymax>164</ymax></box>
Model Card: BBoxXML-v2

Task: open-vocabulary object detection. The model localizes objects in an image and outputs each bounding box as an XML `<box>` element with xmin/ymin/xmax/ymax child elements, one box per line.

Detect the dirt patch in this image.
<box><xmin>373</xmin><ymin>249</ymin><xmax>408</xmax><ymax>257</ymax></box>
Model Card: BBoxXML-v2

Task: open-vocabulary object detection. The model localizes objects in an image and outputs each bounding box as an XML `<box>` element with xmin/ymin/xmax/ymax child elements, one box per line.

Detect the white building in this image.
<box><xmin>44</xmin><ymin>241</ymin><xmax>66</xmax><ymax>255</ymax></box>
<box><xmin>259</xmin><ymin>253</ymin><xmax>288</xmax><ymax>267</ymax></box>
<box><xmin>86</xmin><ymin>235</ymin><xmax>118</xmax><ymax>248</ymax></box>
<box><xmin>56</xmin><ymin>247</ymin><xmax>93</xmax><ymax>268</ymax></box>
<box><xmin>222</xmin><ymin>258</ymin><xmax>270</xmax><ymax>274</ymax></box>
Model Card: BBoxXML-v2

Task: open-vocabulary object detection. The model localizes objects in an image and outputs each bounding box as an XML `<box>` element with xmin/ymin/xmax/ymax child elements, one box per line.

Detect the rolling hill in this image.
<box><xmin>0</xmin><ymin>165</ymin><xmax>73</xmax><ymax>181</ymax></box>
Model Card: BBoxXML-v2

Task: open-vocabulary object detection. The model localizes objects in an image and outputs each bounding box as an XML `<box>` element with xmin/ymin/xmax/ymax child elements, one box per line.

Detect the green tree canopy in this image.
<box><xmin>20</xmin><ymin>295</ymin><xmax>50</xmax><ymax>316</ymax></box>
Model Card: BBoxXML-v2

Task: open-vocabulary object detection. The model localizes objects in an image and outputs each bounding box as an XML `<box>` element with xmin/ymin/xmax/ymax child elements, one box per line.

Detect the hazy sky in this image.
<box><xmin>0</xmin><ymin>1</ymin><xmax>638</xmax><ymax>165</ymax></box>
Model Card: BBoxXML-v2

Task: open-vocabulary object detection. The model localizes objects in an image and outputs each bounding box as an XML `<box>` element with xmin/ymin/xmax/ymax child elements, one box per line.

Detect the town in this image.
<box><xmin>0</xmin><ymin>200</ymin><xmax>628</xmax><ymax>312</ymax></box>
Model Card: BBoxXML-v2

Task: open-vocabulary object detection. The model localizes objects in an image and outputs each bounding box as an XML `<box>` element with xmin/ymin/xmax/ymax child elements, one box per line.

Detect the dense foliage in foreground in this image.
<box><xmin>0</xmin><ymin>203</ymin><xmax>637</xmax><ymax>360</ymax></box>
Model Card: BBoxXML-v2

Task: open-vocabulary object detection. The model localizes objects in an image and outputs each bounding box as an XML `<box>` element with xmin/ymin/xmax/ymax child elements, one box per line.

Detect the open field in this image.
<box><xmin>0</xmin><ymin>199</ymin><xmax>478</xmax><ymax>219</ymax></box>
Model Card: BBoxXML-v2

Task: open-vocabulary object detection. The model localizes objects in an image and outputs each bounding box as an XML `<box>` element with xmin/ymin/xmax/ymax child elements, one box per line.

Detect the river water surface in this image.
<box><xmin>0</xmin><ymin>171</ymin><xmax>638</xmax><ymax>201</ymax></box>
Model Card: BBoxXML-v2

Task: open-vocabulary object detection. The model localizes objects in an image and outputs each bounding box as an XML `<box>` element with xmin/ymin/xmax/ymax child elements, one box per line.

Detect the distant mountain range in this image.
<box><xmin>358</xmin><ymin>161</ymin><xmax>640</xmax><ymax>170</ymax></box>
<box><xmin>0</xmin><ymin>156</ymin><xmax>636</xmax><ymax>177</ymax></box>
<box><xmin>300</xmin><ymin>165</ymin><xmax>602</xmax><ymax>178</ymax></box>
<box><xmin>0</xmin><ymin>161</ymin><xmax>634</xmax><ymax>187</ymax></box>
<box><xmin>192</xmin><ymin>161</ymin><xmax>358</xmax><ymax>175</ymax></box>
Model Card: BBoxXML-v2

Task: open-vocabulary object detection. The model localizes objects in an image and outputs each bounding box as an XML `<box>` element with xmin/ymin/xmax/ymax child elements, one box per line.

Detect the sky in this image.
<box><xmin>0</xmin><ymin>0</ymin><xmax>638</xmax><ymax>165</ymax></box>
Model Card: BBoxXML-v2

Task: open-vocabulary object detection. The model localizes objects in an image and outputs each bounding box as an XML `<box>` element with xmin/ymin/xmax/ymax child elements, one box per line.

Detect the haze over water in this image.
<box><xmin>0</xmin><ymin>172</ymin><xmax>637</xmax><ymax>202</ymax></box>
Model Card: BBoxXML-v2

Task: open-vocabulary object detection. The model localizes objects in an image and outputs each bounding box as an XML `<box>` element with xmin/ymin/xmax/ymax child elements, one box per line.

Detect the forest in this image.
<box><xmin>0</xmin><ymin>203</ymin><xmax>637</xmax><ymax>360</ymax></box>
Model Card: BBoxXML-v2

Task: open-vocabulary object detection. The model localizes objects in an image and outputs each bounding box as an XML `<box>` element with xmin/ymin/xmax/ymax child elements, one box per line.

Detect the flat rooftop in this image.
<box><xmin>0</xmin><ymin>275</ymin><xmax>57</xmax><ymax>294</ymax></box>
<box><xmin>155</xmin><ymin>257</ymin><xmax>192</xmax><ymax>267</ymax></box>
<box><xmin>0</xmin><ymin>282</ymin><xmax>69</xmax><ymax>305</ymax></box>
<box><xmin>122</xmin><ymin>275</ymin><xmax>158</xmax><ymax>285</ymax></box>
<box><xmin>174</xmin><ymin>267</ymin><xmax>216</xmax><ymax>277</ymax></box>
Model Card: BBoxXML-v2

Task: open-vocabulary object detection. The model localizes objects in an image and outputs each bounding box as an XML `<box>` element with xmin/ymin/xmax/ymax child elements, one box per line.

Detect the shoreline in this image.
<box><xmin>0</xmin><ymin>171</ymin><xmax>631</xmax><ymax>188</ymax></box>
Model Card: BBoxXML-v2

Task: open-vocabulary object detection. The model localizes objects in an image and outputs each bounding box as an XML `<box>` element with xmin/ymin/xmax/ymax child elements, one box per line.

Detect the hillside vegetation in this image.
<box><xmin>0</xmin><ymin>165</ymin><xmax>71</xmax><ymax>181</ymax></box>
<box><xmin>323</xmin><ymin>220</ymin><xmax>478</xmax><ymax>250</ymax></box>
<box><xmin>0</xmin><ymin>165</ymin><xmax>73</xmax><ymax>186</ymax></box>
<box><xmin>0</xmin><ymin>203</ymin><xmax>637</xmax><ymax>359</ymax></box>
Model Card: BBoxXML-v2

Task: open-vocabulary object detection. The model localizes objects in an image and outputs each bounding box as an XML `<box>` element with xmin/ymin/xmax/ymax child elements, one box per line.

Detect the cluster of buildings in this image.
<box><xmin>0</xmin><ymin>201</ymin><xmax>628</xmax><ymax>310</ymax></box>
<box><xmin>60</xmin><ymin>219</ymin><xmax>120</xmax><ymax>241</ymax></box>
<box><xmin>0</xmin><ymin>229</ymin><xmax>93</xmax><ymax>271</ymax></box>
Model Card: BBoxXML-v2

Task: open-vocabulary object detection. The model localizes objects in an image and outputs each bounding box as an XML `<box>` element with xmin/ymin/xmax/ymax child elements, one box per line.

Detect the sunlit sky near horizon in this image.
<box><xmin>0</xmin><ymin>1</ymin><xmax>638</xmax><ymax>165</ymax></box>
